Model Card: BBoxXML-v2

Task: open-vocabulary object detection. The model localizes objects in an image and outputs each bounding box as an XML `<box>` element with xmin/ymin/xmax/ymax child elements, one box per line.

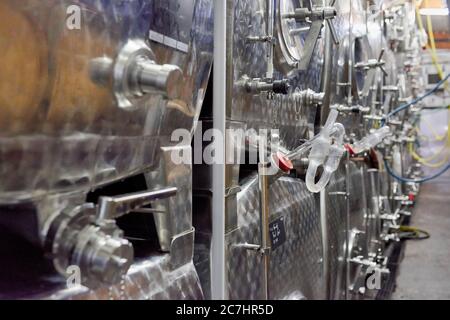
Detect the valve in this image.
<box><xmin>294</xmin><ymin>89</ymin><xmax>325</xmax><ymax>108</ymax></box>
<box><xmin>381</xmin><ymin>233</ymin><xmax>400</xmax><ymax>243</ymax></box>
<box><xmin>45</xmin><ymin>204</ymin><xmax>133</xmax><ymax>288</ymax></box>
<box><xmin>243</xmin><ymin>77</ymin><xmax>291</xmax><ymax>96</ymax></box>
<box><xmin>349</xmin><ymin>256</ymin><xmax>390</xmax><ymax>275</ymax></box>
<box><xmin>393</xmin><ymin>194</ymin><xmax>414</xmax><ymax>206</ymax></box>
<box><xmin>44</xmin><ymin>187</ymin><xmax>177</xmax><ymax>288</ymax></box>
<box><xmin>331</xmin><ymin>104</ymin><xmax>371</xmax><ymax>114</ymax></box>
<box><xmin>355</xmin><ymin>49</ymin><xmax>388</xmax><ymax>77</ymax></box>
<box><xmin>382</xmin><ymin>85</ymin><xmax>400</xmax><ymax>93</ymax></box>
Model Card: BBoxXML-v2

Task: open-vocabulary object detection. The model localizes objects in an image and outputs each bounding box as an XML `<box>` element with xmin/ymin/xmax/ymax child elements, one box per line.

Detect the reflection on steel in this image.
<box><xmin>0</xmin><ymin>0</ymin><xmax>427</xmax><ymax>300</ymax></box>
<box><xmin>0</xmin><ymin>0</ymin><xmax>213</xmax><ymax>300</ymax></box>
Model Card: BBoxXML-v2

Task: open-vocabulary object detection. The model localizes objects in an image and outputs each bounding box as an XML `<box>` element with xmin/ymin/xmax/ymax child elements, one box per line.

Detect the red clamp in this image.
<box><xmin>345</xmin><ymin>144</ymin><xmax>356</xmax><ymax>156</ymax></box>
<box><xmin>273</xmin><ymin>152</ymin><xmax>294</xmax><ymax>173</ymax></box>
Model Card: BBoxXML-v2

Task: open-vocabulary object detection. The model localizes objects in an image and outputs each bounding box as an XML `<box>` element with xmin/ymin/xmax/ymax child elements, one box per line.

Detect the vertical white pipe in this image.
<box><xmin>211</xmin><ymin>0</ymin><xmax>227</xmax><ymax>300</ymax></box>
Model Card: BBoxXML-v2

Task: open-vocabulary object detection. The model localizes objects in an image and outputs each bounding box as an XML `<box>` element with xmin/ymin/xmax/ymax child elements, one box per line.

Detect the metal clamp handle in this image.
<box><xmin>97</xmin><ymin>187</ymin><xmax>177</xmax><ymax>220</ymax></box>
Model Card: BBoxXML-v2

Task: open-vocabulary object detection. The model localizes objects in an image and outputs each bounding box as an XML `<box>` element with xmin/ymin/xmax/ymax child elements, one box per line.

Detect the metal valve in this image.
<box><xmin>45</xmin><ymin>204</ymin><xmax>134</xmax><ymax>288</ymax></box>
<box><xmin>283</xmin><ymin>0</ymin><xmax>339</xmax><ymax>70</ymax></box>
<box><xmin>331</xmin><ymin>104</ymin><xmax>371</xmax><ymax>114</ymax></box>
<box><xmin>294</xmin><ymin>89</ymin><xmax>325</xmax><ymax>108</ymax></box>
<box><xmin>393</xmin><ymin>194</ymin><xmax>414</xmax><ymax>206</ymax></box>
<box><xmin>349</xmin><ymin>256</ymin><xmax>390</xmax><ymax>275</ymax></box>
<box><xmin>382</xmin><ymin>85</ymin><xmax>400</xmax><ymax>93</ymax></box>
<box><xmin>381</xmin><ymin>233</ymin><xmax>401</xmax><ymax>243</ymax></box>
<box><xmin>45</xmin><ymin>187</ymin><xmax>177</xmax><ymax>288</ymax></box>
<box><xmin>380</xmin><ymin>212</ymin><xmax>401</xmax><ymax>223</ymax></box>
<box><xmin>243</xmin><ymin>77</ymin><xmax>290</xmax><ymax>95</ymax></box>
<box><xmin>355</xmin><ymin>49</ymin><xmax>388</xmax><ymax>76</ymax></box>
<box><xmin>90</xmin><ymin>39</ymin><xmax>183</xmax><ymax>110</ymax></box>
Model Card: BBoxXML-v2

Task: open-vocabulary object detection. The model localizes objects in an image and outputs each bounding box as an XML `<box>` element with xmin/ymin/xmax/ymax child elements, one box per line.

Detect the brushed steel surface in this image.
<box><xmin>0</xmin><ymin>0</ymin><xmax>213</xmax><ymax>201</ymax></box>
<box><xmin>229</xmin><ymin>0</ymin><xmax>326</xmax><ymax>150</ymax></box>
<box><xmin>43</xmin><ymin>256</ymin><xmax>204</xmax><ymax>300</ymax></box>
<box><xmin>0</xmin><ymin>0</ymin><xmax>213</xmax><ymax>300</ymax></box>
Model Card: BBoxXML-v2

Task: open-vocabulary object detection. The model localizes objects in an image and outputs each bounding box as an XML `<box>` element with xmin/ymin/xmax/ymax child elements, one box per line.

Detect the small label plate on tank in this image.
<box><xmin>147</xmin><ymin>0</ymin><xmax>194</xmax><ymax>53</ymax></box>
<box><xmin>269</xmin><ymin>216</ymin><xmax>287</xmax><ymax>250</ymax></box>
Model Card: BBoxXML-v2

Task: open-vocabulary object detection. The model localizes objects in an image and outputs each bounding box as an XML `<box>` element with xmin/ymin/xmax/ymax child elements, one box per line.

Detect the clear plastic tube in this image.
<box><xmin>305</xmin><ymin>111</ymin><xmax>346</xmax><ymax>193</ymax></box>
<box><xmin>353</xmin><ymin>126</ymin><xmax>391</xmax><ymax>154</ymax></box>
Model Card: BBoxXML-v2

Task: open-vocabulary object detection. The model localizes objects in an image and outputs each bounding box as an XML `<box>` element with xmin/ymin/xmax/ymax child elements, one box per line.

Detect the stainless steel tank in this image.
<box><xmin>0</xmin><ymin>0</ymin><xmax>425</xmax><ymax>300</ymax></box>
<box><xmin>0</xmin><ymin>0</ymin><xmax>213</xmax><ymax>299</ymax></box>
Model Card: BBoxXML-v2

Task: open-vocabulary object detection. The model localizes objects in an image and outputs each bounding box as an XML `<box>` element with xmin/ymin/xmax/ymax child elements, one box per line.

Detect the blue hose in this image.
<box><xmin>381</xmin><ymin>73</ymin><xmax>450</xmax><ymax>126</ymax></box>
<box><xmin>384</xmin><ymin>159</ymin><xmax>450</xmax><ymax>183</ymax></box>
<box><xmin>382</xmin><ymin>73</ymin><xmax>450</xmax><ymax>183</ymax></box>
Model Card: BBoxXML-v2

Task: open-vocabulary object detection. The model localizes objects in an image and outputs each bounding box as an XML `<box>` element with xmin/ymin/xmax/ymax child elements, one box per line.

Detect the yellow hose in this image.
<box><xmin>409</xmin><ymin>109</ymin><xmax>450</xmax><ymax>167</ymax></box>
<box><xmin>409</xmin><ymin>142</ymin><xmax>449</xmax><ymax>167</ymax></box>
<box><xmin>416</xmin><ymin>0</ymin><xmax>450</xmax><ymax>92</ymax></box>
<box><xmin>409</xmin><ymin>0</ymin><xmax>450</xmax><ymax>168</ymax></box>
<box><xmin>421</xmin><ymin>115</ymin><xmax>447</xmax><ymax>141</ymax></box>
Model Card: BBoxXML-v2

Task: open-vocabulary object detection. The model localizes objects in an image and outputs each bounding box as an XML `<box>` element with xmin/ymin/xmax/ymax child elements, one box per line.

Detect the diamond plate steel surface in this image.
<box><xmin>347</xmin><ymin>161</ymin><xmax>370</xmax><ymax>292</ymax></box>
<box><xmin>324</xmin><ymin>163</ymin><xmax>347</xmax><ymax>300</ymax></box>
<box><xmin>42</xmin><ymin>256</ymin><xmax>204</xmax><ymax>300</ymax></box>
<box><xmin>229</xmin><ymin>0</ymin><xmax>326</xmax><ymax>149</ymax></box>
<box><xmin>226</xmin><ymin>176</ymin><xmax>325</xmax><ymax>300</ymax></box>
<box><xmin>348</xmin><ymin>162</ymin><xmax>367</xmax><ymax>233</ymax></box>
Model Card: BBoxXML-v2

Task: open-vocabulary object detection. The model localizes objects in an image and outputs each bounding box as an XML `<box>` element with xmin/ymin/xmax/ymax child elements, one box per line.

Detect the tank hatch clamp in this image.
<box><xmin>282</xmin><ymin>0</ymin><xmax>339</xmax><ymax>70</ymax></box>
<box><xmin>355</xmin><ymin>49</ymin><xmax>388</xmax><ymax>98</ymax></box>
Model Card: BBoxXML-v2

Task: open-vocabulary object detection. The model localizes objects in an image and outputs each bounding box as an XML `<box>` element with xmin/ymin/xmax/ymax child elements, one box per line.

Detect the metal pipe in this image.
<box><xmin>347</xmin><ymin>3</ymin><xmax>354</xmax><ymax>106</ymax></box>
<box><xmin>266</xmin><ymin>0</ymin><xmax>274</xmax><ymax>79</ymax></box>
<box><xmin>344</xmin><ymin>155</ymin><xmax>351</xmax><ymax>300</ymax></box>
<box><xmin>258</xmin><ymin>162</ymin><xmax>272</xmax><ymax>300</ymax></box>
<box><xmin>359</xmin><ymin>166</ymin><xmax>370</xmax><ymax>260</ymax></box>
<box><xmin>289</xmin><ymin>27</ymin><xmax>311</xmax><ymax>35</ymax></box>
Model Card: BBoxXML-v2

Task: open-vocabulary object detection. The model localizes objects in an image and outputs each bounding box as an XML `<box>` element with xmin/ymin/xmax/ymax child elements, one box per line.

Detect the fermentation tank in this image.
<box><xmin>0</xmin><ymin>0</ymin><xmax>434</xmax><ymax>301</ymax></box>
<box><xmin>216</xmin><ymin>0</ymin><xmax>426</xmax><ymax>300</ymax></box>
<box><xmin>0</xmin><ymin>0</ymin><xmax>213</xmax><ymax>299</ymax></box>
